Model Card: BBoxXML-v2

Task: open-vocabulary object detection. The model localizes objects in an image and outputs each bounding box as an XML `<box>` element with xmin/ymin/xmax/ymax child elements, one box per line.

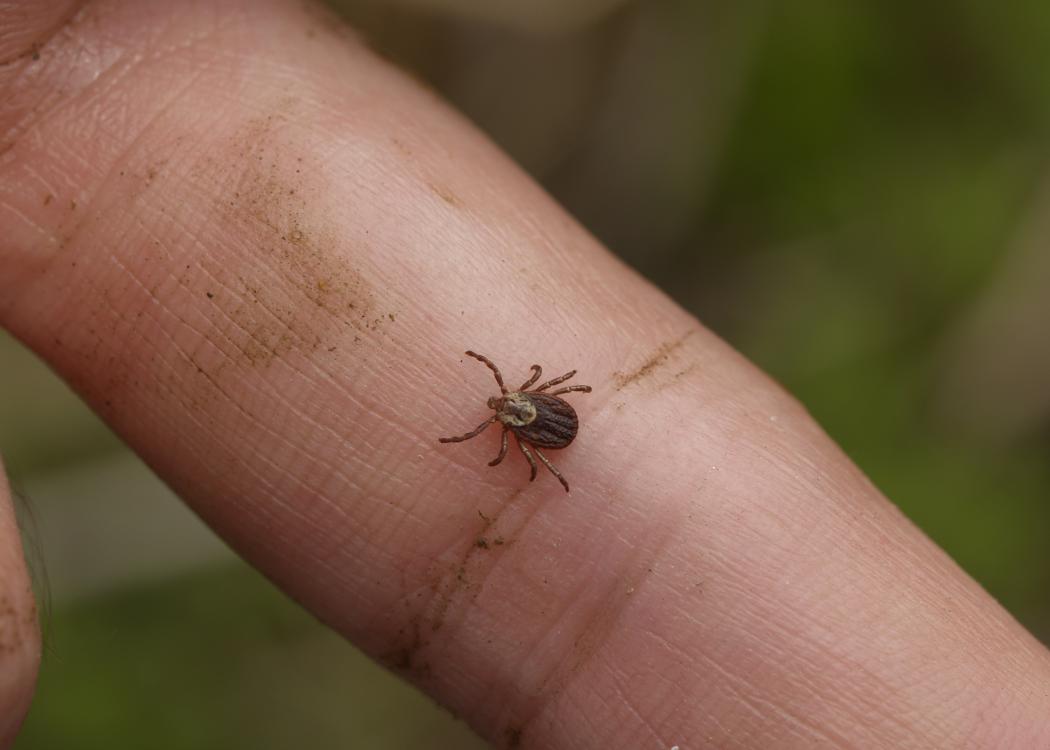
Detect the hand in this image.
<box><xmin>2</xmin><ymin>2</ymin><xmax>1048</xmax><ymax>747</ymax></box>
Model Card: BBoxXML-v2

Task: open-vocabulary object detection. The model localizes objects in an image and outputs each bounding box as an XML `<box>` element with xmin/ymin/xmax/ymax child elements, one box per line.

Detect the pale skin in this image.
<box><xmin>1</xmin><ymin>1</ymin><xmax>1049</xmax><ymax>748</ymax></box>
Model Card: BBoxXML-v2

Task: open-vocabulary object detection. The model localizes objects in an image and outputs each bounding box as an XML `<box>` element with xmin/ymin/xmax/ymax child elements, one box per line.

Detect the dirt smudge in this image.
<box><xmin>0</xmin><ymin>593</ymin><xmax>33</xmax><ymax>656</ymax></box>
<box><xmin>428</xmin><ymin>181</ymin><xmax>463</xmax><ymax>209</ymax></box>
<box><xmin>427</xmin><ymin>506</ymin><xmax>506</xmax><ymax>632</ymax></box>
<box><xmin>383</xmin><ymin>615</ymin><xmax>430</xmax><ymax>677</ymax></box>
<box><xmin>614</xmin><ymin>330</ymin><xmax>695</xmax><ymax>390</ymax></box>
<box><xmin>504</xmin><ymin>726</ymin><xmax>523</xmax><ymax>748</ymax></box>
<box><xmin>193</xmin><ymin>104</ymin><xmax>389</xmax><ymax>368</ymax></box>
<box><xmin>502</xmin><ymin>522</ymin><xmax>680</xmax><ymax>746</ymax></box>
<box><xmin>382</xmin><ymin>493</ymin><xmax>526</xmax><ymax>683</ymax></box>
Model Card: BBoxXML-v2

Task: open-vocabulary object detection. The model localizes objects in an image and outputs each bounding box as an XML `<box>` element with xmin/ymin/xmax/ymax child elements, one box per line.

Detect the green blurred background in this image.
<box><xmin>7</xmin><ymin>0</ymin><xmax>1050</xmax><ymax>747</ymax></box>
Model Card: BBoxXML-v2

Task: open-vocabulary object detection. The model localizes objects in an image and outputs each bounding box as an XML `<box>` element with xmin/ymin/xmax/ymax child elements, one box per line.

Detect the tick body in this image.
<box><xmin>439</xmin><ymin>351</ymin><xmax>591</xmax><ymax>492</ymax></box>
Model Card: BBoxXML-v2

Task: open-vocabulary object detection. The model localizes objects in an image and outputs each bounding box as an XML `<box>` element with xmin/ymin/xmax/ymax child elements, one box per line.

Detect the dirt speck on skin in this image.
<box><xmin>0</xmin><ymin>594</ymin><xmax>28</xmax><ymax>655</ymax></box>
<box><xmin>427</xmin><ymin>508</ymin><xmax>501</xmax><ymax>632</ymax></box>
<box><xmin>384</xmin><ymin>495</ymin><xmax>522</xmax><ymax>681</ymax></box>
<box><xmin>0</xmin><ymin>597</ymin><xmax>10</xmax><ymax>653</ymax></box>
<box><xmin>505</xmin><ymin>726</ymin><xmax>523</xmax><ymax>748</ymax></box>
<box><xmin>428</xmin><ymin>181</ymin><xmax>463</xmax><ymax>209</ymax></box>
<box><xmin>195</xmin><ymin>104</ymin><xmax>388</xmax><ymax>367</ymax></box>
<box><xmin>391</xmin><ymin>137</ymin><xmax>412</xmax><ymax>157</ymax></box>
<box><xmin>383</xmin><ymin>616</ymin><xmax>429</xmax><ymax>676</ymax></box>
<box><xmin>614</xmin><ymin>330</ymin><xmax>694</xmax><ymax>390</ymax></box>
<box><xmin>672</xmin><ymin>364</ymin><xmax>698</xmax><ymax>382</ymax></box>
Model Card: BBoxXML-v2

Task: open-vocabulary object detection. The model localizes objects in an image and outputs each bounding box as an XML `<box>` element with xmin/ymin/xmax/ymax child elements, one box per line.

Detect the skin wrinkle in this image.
<box><xmin>88</xmin><ymin>279</ymin><xmax>335</xmax><ymax>535</ymax></box>
<box><xmin>0</xmin><ymin>5</ymin><xmax>87</xmax><ymax>149</ymax></box>
<box><xmin>602</xmin><ymin>672</ymin><xmax>673</xmax><ymax>749</ymax></box>
<box><xmin>625</xmin><ymin>633</ymin><xmax>716</xmax><ymax>738</ymax></box>
<box><xmin>3</xmin><ymin>14</ymin><xmax>238</xmax><ymax>276</ymax></box>
<box><xmin>34</xmin><ymin>38</ymin><xmax>142</xmax><ymax>145</ymax></box>
<box><xmin>555</xmin><ymin>607</ymin><xmax>694</xmax><ymax>745</ymax></box>
<box><xmin>701</xmin><ymin>428</ymin><xmax>1037</xmax><ymax>710</ymax></box>
<box><xmin>0</xmin><ymin>0</ymin><xmax>86</xmax><ymax>65</ymax></box>
<box><xmin>0</xmin><ymin>201</ymin><xmax>51</xmax><ymax>250</ymax></box>
<box><xmin>168</xmin><ymin>237</ymin><xmax>399</xmax><ymax>470</ymax></box>
<box><xmin>634</xmin><ymin>502</ymin><xmax>923</xmax><ymax>743</ymax></box>
<box><xmin>5</xmin><ymin>70</ymin><xmax>195</xmax><ymax>301</ymax></box>
<box><xmin>51</xmin><ymin>276</ymin><xmax>345</xmax><ymax>577</ymax></box>
<box><xmin>553</xmin><ymin>687</ymin><xmax>611</xmax><ymax>750</ymax></box>
<box><xmin>836</xmin><ymin>521</ymin><xmax>1042</xmax><ymax>691</ymax></box>
<box><xmin>774</xmin><ymin>637</ymin><xmax>924</xmax><ymax>746</ymax></box>
<box><xmin>726</xmin><ymin>571</ymin><xmax>873</xmax><ymax>659</ymax></box>
<box><xmin>689</xmin><ymin>651</ymin><xmax>779</xmax><ymax>740</ymax></box>
<box><xmin>95</xmin><ymin>254</ymin><xmax>398</xmax><ymax>568</ymax></box>
<box><xmin>724</xmin><ymin>592</ymin><xmax>933</xmax><ymax>747</ymax></box>
<box><xmin>87</xmin><ymin>141</ymin><xmax>449</xmax><ymax>534</ymax></box>
<box><xmin>60</xmin><ymin>8</ymin><xmax>231</xmax><ymax>145</ymax></box>
<box><xmin>493</xmin><ymin>517</ymin><xmax>680</xmax><ymax>744</ymax></box>
<box><xmin>440</xmin><ymin>541</ymin><xmax>545</xmax><ymax>729</ymax></box>
<box><xmin>398</xmin><ymin>500</ymin><xmax>562</xmax><ymax>647</ymax></box>
<box><xmin>19</xmin><ymin>161</ymin><xmax>62</xmax><ymax>205</ymax></box>
<box><xmin>698</xmin><ymin>647</ymin><xmax>858</xmax><ymax>749</ymax></box>
<box><xmin>193</xmin><ymin>152</ymin><xmax>405</xmax><ymax>357</ymax></box>
<box><xmin>638</xmin><ymin>665</ymin><xmax>698</xmax><ymax>733</ymax></box>
<box><xmin>400</xmin><ymin>488</ymin><xmax>549</xmax><ymax>672</ymax></box>
<box><xmin>87</xmin><ymin>63</ymin><xmax>212</xmax><ymax>199</ymax></box>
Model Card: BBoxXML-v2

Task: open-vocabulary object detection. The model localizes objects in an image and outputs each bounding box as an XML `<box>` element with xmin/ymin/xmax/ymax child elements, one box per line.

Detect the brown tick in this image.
<box><xmin>439</xmin><ymin>351</ymin><xmax>591</xmax><ymax>492</ymax></box>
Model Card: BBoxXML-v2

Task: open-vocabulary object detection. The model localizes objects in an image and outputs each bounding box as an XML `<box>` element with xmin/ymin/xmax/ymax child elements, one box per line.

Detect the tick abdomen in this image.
<box><xmin>514</xmin><ymin>393</ymin><xmax>579</xmax><ymax>449</ymax></box>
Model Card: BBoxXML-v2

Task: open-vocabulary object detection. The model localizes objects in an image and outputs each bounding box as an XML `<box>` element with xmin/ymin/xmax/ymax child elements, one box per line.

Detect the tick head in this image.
<box><xmin>490</xmin><ymin>392</ymin><xmax>537</xmax><ymax>427</ymax></box>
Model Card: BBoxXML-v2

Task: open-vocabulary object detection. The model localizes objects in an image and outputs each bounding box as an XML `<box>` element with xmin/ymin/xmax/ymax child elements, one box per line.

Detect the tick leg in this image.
<box><xmin>488</xmin><ymin>427</ymin><xmax>509</xmax><ymax>466</ymax></box>
<box><xmin>519</xmin><ymin>365</ymin><xmax>542</xmax><ymax>391</ymax></box>
<box><xmin>466</xmin><ymin>351</ymin><xmax>507</xmax><ymax>394</ymax></box>
<box><xmin>533</xmin><ymin>370</ymin><xmax>576</xmax><ymax>392</ymax></box>
<box><xmin>516</xmin><ymin>438</ymin><xmax>538</xmax><ymax>482</ymax></box>
<box><xmin>534</xmin><ymin>447</ymin><xmax>570</xmax><ymax>493</ymax></box>
<box><xmin>546</xmin><ymin>384</ymin><xmax>592</xmax><ymax>397</ymax></box>
<box><xmin>439</xmin><ymin>416</ymin><xmax>496</xmax><ymax>443</ymax></box>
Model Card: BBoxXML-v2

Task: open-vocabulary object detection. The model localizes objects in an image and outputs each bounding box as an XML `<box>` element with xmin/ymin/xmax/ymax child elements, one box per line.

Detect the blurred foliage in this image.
<box><xmin>5</xmin><ymin>0</ymin><xmax>1050</xmax><ymax>747</ymax></box>
<box><xmin>687</xmin><ymin>0</ymin><xmax>1050</xmax><ymax>634</ymax></box>
<box><xmin>17</xmin><ymin>564</ymin><xmax>483</xmax><ymax>750</ymax></box>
